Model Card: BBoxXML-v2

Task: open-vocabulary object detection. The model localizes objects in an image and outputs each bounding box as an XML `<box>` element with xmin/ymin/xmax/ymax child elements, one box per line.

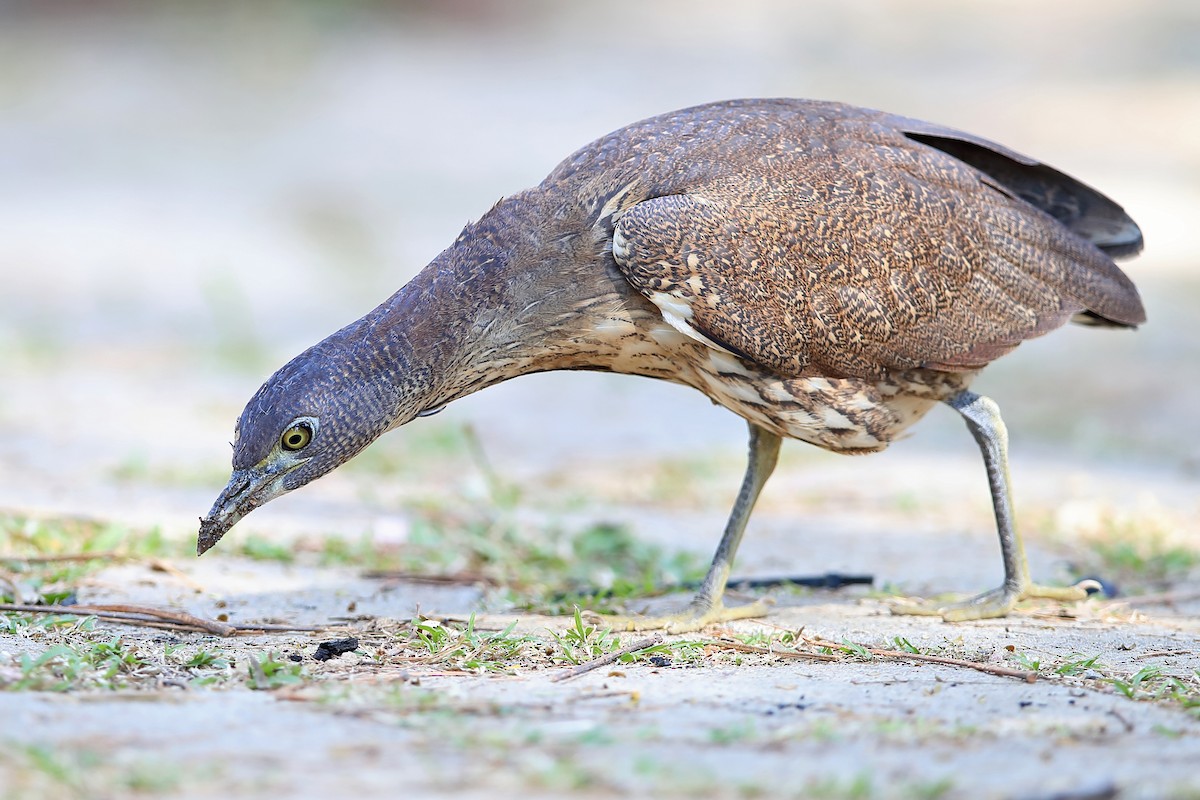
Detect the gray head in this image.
<box><xmin>197</xmin><ymin>202</ymin><xmax>562</xmax><ymax>556</ymax></box>
<box><xmin>198</xmin><ymin>338</ymin><xmax>403</xmax><ymax>555</ymax></box>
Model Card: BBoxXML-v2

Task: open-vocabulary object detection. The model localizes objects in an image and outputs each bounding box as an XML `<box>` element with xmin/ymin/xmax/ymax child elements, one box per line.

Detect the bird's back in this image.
<box><xmin>542</xmin><ymin>98</ymin><xmax>1143</xmax><ymax>380</ymax></box>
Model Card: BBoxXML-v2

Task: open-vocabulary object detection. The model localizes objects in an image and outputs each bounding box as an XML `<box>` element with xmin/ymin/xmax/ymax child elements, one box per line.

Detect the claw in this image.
<box><xmin>890</xmin><ymin>580</ymin><xmax>1095</xmax><ymax>622</ymax></box>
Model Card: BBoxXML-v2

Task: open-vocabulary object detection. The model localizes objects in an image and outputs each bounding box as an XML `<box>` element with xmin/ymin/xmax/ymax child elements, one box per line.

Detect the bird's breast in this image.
<box><xmin>585</xmin><ymin>306</ymin><xmax>975</xmax><ymax>454</ymax></box>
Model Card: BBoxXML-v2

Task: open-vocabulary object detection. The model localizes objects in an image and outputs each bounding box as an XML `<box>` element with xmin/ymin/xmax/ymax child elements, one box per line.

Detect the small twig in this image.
<box><xmin>230</xmin><ymin>621</ymin><xmax>325</xmax><ymax>633</ymax></box>
<box><xmin>572</xmin><ymin>688</ymin><xmax>642</xmax><ymax>701</ymax></box>
<box><xmin>872</xmin><ymin>648</ymin><xmax>1037</xmax><ymax>683</ymax></box>
<box><xmin>0</xmin><ymin>551</ymin><xmax>124</xmax><ymax>563</ymax></box>
<box><xmin>361</xmin><ymin>569</ymin><xmax>499</xmax><ymax>587</ymax></box>
<box><xmin>81</xmin><ymin>604</ymin><xmax>244</xmax><ymax>636</ymax></box>
<box><xmin>1134</xmin><ymin>649</ymin><xmax>1193</xmax><ymax>659</ymax></box>
<box><xmin>808</xmin><ymin>637</ymin><xmax>1037</xmax><ymax>683</ymax></box>
<box><xmin>0</xmin><ymin>603</ymin><xmax>323</xmax><ymax>637</ymax></box>
<box><xmin>692</xmin><ymin>573</ymin><xmax>874</xmax><ymax>592</ymax></box>
<box><xmin>703</xmin><ymin>639</ymin><xmax>840</xmax><ymax>662</ymax></box>
<box><xmin>97</xmin><ymin>618</ymin><xmax>229</xmax><ymax>634</ymax></box>
<box><xmin>550</xmin><ymin>635</ymin><xmax>662</xmax><ymax>683</ymax></box>
<box><xmin>1107</xmin><ymin>707</ymin><xmax>1135</xmax><ymax>733</ymax></box>
<box><xmin>548</xmin><ymin>573</ymin><xmax>873</xmax><ymax>604</ymax></box>
<box><xmin>0</xmin><ymin>602</ymin><xmax>237</xmax><ymax>636</ymax></box>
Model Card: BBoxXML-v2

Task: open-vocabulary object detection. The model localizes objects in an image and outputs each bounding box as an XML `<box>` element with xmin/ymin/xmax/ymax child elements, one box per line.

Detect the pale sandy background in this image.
<box><xmin>1</xmin><ymin>2</ymin><xmax>1198</xmax><ymax>798</ymax></box>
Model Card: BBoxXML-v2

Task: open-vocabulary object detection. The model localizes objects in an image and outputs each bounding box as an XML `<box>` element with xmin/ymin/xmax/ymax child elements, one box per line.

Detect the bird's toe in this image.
<box><xmin>890</xmin><ymin>580</ymin><xmax>1096</xmax><ymax>622</ymax></box>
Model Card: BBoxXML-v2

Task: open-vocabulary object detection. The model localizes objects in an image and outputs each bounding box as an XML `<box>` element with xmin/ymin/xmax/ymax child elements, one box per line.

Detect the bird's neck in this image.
<box><xmin>348</xmin><ymin>193</ymin><xmax>643</xmax><ymax>426</ymax></box>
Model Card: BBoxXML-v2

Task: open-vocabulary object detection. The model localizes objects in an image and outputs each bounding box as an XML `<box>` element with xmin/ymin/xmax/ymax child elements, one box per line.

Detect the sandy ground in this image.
<box><xmin>1</xmin><ymin>3</ymin><xmax>1199</xmax><ymax>799</ymax></box>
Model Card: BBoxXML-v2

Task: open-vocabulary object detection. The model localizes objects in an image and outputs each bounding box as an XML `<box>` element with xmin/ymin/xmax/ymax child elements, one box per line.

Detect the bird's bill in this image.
<box><xmin>197</xmin><ymin>467</ymin><xmax>286</xmax><ymax>556</ymax></box>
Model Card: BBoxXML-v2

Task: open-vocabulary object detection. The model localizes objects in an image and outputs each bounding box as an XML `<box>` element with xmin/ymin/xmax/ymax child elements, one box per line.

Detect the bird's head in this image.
<box><xmin>198</xmin><ymin>342</ymin><xmax>402</xmax><ymax>555</ymax></box>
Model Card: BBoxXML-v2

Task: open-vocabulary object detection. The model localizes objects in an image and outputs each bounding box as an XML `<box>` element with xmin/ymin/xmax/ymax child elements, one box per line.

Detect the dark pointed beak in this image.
<box><xmin>197</xmin><ymin>468</ymin><xmax>284</xmax><ymax>555</ymax></box>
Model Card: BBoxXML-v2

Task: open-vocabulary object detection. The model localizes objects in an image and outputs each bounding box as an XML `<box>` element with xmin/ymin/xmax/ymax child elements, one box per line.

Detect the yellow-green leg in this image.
<box><xmin>892</xmin><ymin>390</ymin><xmax>1095</xmax><ymax>621</ymax></box>
<box><xmin>608</xmin><ymin>422</ymin><xmax>782</xmax><ymax>633</ymax></box>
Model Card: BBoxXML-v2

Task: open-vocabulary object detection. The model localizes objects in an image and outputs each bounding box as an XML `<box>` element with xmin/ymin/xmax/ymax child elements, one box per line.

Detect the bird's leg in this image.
<box><xmin>892</xmin><ymin>390</ymin><xmax>1094</xmax><ymax>621</ymax></box>
<box><xmin>605</xmin><ymin>422</ymin><xmax>782</xmax><ymax>633</ymax></box>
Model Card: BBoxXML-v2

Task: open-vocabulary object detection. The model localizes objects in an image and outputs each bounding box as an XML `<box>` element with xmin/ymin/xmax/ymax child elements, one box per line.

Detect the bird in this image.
<box><xmin>198</xmin><ymin>98</ymin><xmax>1144</xmax><ymax>632</ymax></box>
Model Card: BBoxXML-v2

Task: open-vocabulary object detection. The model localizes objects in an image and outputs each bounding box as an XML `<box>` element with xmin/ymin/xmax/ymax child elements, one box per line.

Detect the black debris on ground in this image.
<box><xmin>313</xmin><ymin>638</ymin><xmax>360</xmax><ymax>662</ymax></box>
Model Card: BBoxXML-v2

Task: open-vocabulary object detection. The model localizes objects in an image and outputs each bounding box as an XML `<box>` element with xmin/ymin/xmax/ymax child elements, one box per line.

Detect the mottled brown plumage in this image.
<box><xmin>200</xmin><ymin>99</ymin><xmax>1143</xmax><ymax>630</ymax></box>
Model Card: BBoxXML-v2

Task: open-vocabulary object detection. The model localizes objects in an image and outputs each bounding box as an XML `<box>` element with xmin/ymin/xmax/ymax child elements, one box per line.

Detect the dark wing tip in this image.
<box><xmin>1087</xmin><ymin>221</ymin><xmax>1144</xmax><ymax>260</ymax></box>
<box><xmin>900</xmin><ymin>129</ymin><xmax>1144</xmax><ymax>260</ymax></box>
<box><xmin>897</xmin><ymin>124</ymin><xmax>1146</xmax><ymax>330</ymax></box>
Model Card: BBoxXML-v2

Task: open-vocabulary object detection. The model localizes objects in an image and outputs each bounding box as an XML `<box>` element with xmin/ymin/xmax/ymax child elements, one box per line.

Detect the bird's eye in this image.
<box><xmin>280</xmin><ymin>423</ymin><xmax>313</xmax><ymax>452</ymax></box>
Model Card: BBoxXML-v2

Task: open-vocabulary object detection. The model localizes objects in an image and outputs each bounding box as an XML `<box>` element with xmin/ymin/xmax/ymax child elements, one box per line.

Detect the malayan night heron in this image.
<box><xmin>199</xmin><ymin>99</ymin><xmax>1144</xmax><ymax>632</ymax></box>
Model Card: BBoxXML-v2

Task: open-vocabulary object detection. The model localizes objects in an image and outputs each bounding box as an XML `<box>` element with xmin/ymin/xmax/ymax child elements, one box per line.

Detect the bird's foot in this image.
<box><xmin>889</xmin><ymin>579</ymin><xmax>1100</xmax><ymax>622</ymax></box>
<box><xmin>597</xmin><ymin>598</ymin><xmax>772</xmax><ymax>634</ymax></box>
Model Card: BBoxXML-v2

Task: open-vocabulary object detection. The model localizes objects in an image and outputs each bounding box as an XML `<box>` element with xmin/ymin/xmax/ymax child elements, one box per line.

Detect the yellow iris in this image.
<box><xmin>280</xmin><ymin>424</ymin><xmax>312</xmax><ymax>451</ymax></box>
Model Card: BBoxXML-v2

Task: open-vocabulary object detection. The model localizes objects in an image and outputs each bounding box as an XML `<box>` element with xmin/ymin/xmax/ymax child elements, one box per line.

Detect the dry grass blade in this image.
<box><xmin>807</xmin><ymin>637</ymin><xmax>1037</xmax><ymax>683</ymax></box>
<box><xmin>146</xmin><ymin>558</ymin><xmax>207</xmax><ymax>591</ymax></box>
<box><xmin>703</xmin><ymin>639</ymin><xmax>840</xmax><ymax>662</ymax></box>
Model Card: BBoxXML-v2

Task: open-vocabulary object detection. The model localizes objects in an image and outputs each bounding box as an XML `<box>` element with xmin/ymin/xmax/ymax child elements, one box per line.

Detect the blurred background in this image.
<box><xmin>0</xmin><ymin>0</ymin><xmax>1196</xmax><ymax>554</ymax></box>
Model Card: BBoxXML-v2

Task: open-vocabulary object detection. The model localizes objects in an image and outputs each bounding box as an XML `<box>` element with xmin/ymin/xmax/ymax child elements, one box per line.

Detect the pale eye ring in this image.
<box><xmin>281</xmin><ymin>422</ymin><xmax>313</xmax><ymax>452</ymax></box>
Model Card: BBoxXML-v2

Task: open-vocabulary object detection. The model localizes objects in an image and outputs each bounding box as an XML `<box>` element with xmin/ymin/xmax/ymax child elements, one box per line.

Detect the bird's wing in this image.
<box><xmin>889</xmin><ymin>115</ymin><xmax>1144</xmax><ymax>260</ymax></box>
<box><xmin>610</xmin><ymin>126</ymin><xmax>1142</xmax><ymax>379</ymax></box>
